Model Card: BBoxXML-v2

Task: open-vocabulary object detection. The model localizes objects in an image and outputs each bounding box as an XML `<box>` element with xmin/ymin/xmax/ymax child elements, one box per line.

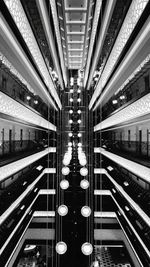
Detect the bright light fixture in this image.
<box><xmin>58</xmin><ymin>205</ymin><xmax>68</xmax><ymax>216</ymax></box>
<box><xmin>60</xmin><ymin>180</ymin><xmax>69</xmax><ymax>190</ymax></box>
<box><xmin>93</xmin><ymin>261</ymin><xmax>99</xmax><ymax>267</ymax></box>
<box><xmin>68</xmin><ymin>142</ymin><xmax>72</xmax><ymax>146</ymax></box>
<box><xmin>78</xmin><ymin>133</ymin><xmax>82</xmax><ymax>137</ymax></box>
<box><xmin>81</xmin><ymin>206</ymin><xmax>91</xmax><ymax>217</ymax></box>
<box><xmin>79</xmin><ymin>158</ymin><xmax>87</xmax><ymax>166</ymax></box>
<box><xmin>78</xmin><ymin>143</ymin><xmax>82</xmax><ymax>147</ymax></box>
<box><xmin>81</xmin><ymin>242</ymin><xmax>93</xmax><ymax>255</ymax></box>
<box><xmin>62</xmin><ymin>167</ymin><xmax>70</xmax><ymax>176</ymax></box>
<box><xmin>80</xmin><ymin>167</ymin><xmax>88</xmax><ymax>176</ymax></box>
<box><xmin>56</xmin><ymin>242</ymin><xmax>67</xmax><ymax>254</ymax></box>
<box><xmin>80</xmin><ymin>179</ymin><xmax>89</xmax><ymax>189</ymax></box>
<box><xmin>70</xmin><ymin>98</ymin><xmax>73</xmax><ymax>102</ymax></box>
<box><xmin>77</xmin><ymin>119</ymin><xmax>81</xmax><ymax>124</ymax></box>
<box><xmin>68</xmin><ymin>133</ymin><xmax>73</xmax><ymax>137</ymax></box>
<box><xmin>77</xmin><ymin>110</ymin><xmax>81</xmax><ymax>114</ymax></box>
<box><xmin>62</xmin><ymin>157</ymin><xmax>70</xmax><ymax>166</ymax></box>
<box><xmin>69</xmin><ymin>110</ymin><xmax>73</xmax><ymax>114</ymax></box>
<box><xmin>77</xmin><ymin>98</ymin><xmax>81</xmax><ymax>102</ymax></box>
<box><xmin>69</xmin><ymin>119</ymin><xmax>73</xmax><ymax>124</ymax></box>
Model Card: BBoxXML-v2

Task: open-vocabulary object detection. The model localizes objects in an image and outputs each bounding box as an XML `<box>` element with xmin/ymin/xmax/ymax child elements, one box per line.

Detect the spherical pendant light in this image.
<box><xmin>58</xmin><ymin>205</ymin><xmax>68</xmax><ymax>216</ymax></box>
<box><xmin>60</xmin><ymin>179</ymin><xmax>69</xmax><ymax>190</ymax></box>
<box><xmin>80</xmin><ymin>167</ymin><xmax>88</xmax><ymax>176</ymax></box>
<box><xmin>62</xmin><ymin>166</ymin><xmax>70</xmax><ymax>176</ymax></box>
<box><xmin>56</xmin><ymin>242</ymin><xmax>67</xmax><ymax>254</ymax></box>
<box><xmin>80</xmin><ymin>179</ymin><xmax>89</xmax><ymax>189</ymax></box>
<box><xmin>81</xmin><ymin>242</ymin><xmax>93</xmax><ymax>255</ymax></box>
<box><xmin>81</xmin><ymin>206</ymin><xmax>91</xmax><ymax>217</ymax></box>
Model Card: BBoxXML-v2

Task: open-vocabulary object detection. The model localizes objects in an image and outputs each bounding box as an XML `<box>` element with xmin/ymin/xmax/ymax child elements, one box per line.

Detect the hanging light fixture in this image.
<box><xmin>56</xmin><ymin>242</ymin><xmax>67</xmax><ymax>254</ymax></box>
<box><xmin>62</xmin><ymin>166</ymin><xmax>70</xmax><ymax>175</ymax></box>
<box><xmin>60</xmin><ymin>179</ymin><xmax>69</xmax><ymax>190</ymax></box>
<box><xmin>80</xmin><ymin>167</ymin><xmax>88</xmax><ymax>176</ymax></box>
<box><xmin>81</xmin><ymin>206</ymin><xmax>91</xmax><ymax>217</ymax></box>
<box><xmin>58</xmin><ymin>205</ymin><xmax>68</xmax><ymax>216</ymax></box>
<box><xmin>81</xmin><ymin>242</ymin><xmax>93</xmax><ymax>255</ymax></box>
<box><xmin>68</xmin><ymin>142</ymin><xmax>72</xmax><ymax>146</ymax></box>
<box><xmin>80</xmin><ymin>179</ymin><xmax>89</xmax><ymax>189</ymax></box>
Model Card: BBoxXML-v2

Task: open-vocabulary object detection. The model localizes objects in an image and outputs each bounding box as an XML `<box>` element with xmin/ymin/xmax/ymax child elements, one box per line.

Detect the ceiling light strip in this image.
<box><xmin>3</xmin><ymin>0</ymin><xmax>61</xmax><ymax>109</ymax></box>
<box><xmin>50</xmin><ymin>0</ymin><xmax>67</xmax><ymax>84</ymax></box>
<box><xmin>90</xmin><ymin>0</ymin><xmax>149</xmax><ymax>109</ymax></box>
<box><xmin>100</xmin><ymin>148</ymin><xmax>150</xmax><ymax>185</ymax></box>
<box><xmin>0</xmin><ymin>148</ymin><xmax>54</xmax><ymax>182</ymax></box>
<box><xmin>0</xmin><ymin>15</ymin><xmax>57</xmax><ymax>109</ymax></box>
<box><xmin>94</xmin><ymin>18</ymin><xmax>150</xmax><ymax>110</ymax></box>
<box><xmin>86</xmin><ymin>0</ymin><xmax>116</xmax><ymax>89</ymax></box>
<box><xmin>36</xmin><ymin>0</ymin><xmax>66</xmax><ymax>89</ymax></box>
<box><xmin>84</xmin><ymin>0</ymin><xmax>102</xmax><ymax>84</ymax></box>
<box><xmin>0</xmin><ymin>91</ymin><xmax>56</xmax><ymax>131</ymax></box>
<box><xmin>94</xmin><ymin>92</ymin><xmax>150</xmax><ymax>131</ymax></box>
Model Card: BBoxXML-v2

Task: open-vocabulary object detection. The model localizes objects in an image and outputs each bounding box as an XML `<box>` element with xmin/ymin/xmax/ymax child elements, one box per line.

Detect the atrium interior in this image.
<box><xmin>0</xmin><ymin>0</ymin><xmax>150</xmax><ymax>266</ymax></box>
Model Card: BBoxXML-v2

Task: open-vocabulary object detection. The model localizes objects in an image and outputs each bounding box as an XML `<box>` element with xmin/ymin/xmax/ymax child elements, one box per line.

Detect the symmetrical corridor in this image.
<box><xmin>0</xmin><ymin>0</ymin><xmax>150</xmax><ymax>266</ymax></box>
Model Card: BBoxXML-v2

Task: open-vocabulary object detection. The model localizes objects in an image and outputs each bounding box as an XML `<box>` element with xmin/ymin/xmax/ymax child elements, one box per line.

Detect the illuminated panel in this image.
<box><xmin>0</xmin><ymin>52</ymin><xmax>34</xmax><ymax>94</ymax></box>
<box><xmin>0</xmin><ymin>148</ymin><xmax>54</xmax><ymax>182</ymax></box>
<box><xmin>0</xmin><ymin>91</ymin><xmax>56</xmax><ymax>131</ymax></box>
<box><xmin>100</xmin><ymin>148</ymin><xmax>150</xmax><ymax>184</ymax></box>
<box><xmin>33</xmin><ymin>211</ymin><xmax>55</xmax><ymax>217</ymax></box>
<box><xmin>3</xmin><ymin>0</ymin><xmax>61</xmax><ymax>109</ymax></box>
<box><xmin>89</xmin><ymin>0</ymin><xmax>148</xmax><ymax>109</ymax></box>
<box><xmin>39</xmin><ymin>189</ymin><xmax>56</xmax><ymax>195</ymax></box>
<box><xmin>94</xmin><ymin>92</ymin><xmax>150</xmax><ymax>131</ymax></box>
<box><xmin>94</xmin><ymin>212</ymin><xmax>116</xmax><ymax>218</ymax></box>
<box><xmin>44</xmin><ymin>168</ymin><xmax>56</xmax><ymax>173</ymax></box>
<box><xmin>94</xmin><ymin>168</ymin><xmax>106</xmax><ymax>174</ymax></box>
<box><xmin>94</xmin><ymin>190</ymin><xmax>111</xmax><ymax>195</ymax></box>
